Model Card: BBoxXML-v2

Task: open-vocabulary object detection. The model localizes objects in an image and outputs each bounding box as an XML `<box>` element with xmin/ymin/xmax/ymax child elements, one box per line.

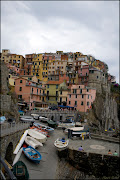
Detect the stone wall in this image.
<box><xmin>57</xmin><ymin>148</ymin><xmax>120</xmax><ymax>178</ymax></box>
<box><xmin>30</xmin><ymin>110</ymin><xmax>76</xmax><ymax>122</ymax></box>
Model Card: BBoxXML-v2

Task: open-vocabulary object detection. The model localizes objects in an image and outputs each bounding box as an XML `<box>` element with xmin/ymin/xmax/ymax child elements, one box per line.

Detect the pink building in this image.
<box><xmin>77</xmin><ymin>64</ymin><xmax>89</xmax><ymax>86</ymax></box>
<box><xmin>7</xmin><ymin>64</ymin><xmax>20</xmax><ymax>75</ymax></box>
<box><xmin>67</xmin><ymin>84</ymin><xmax>96</xmax><ymax>112</ymax></box>
<box><xmin>59</xmin><ymin>74</ymin><xmax>69</xmax><ymax>82</ymax></box>
<box><xmin>15</xmin><ymin>77</ymin><xmax>47</xmax><ymax>110</ymax></box>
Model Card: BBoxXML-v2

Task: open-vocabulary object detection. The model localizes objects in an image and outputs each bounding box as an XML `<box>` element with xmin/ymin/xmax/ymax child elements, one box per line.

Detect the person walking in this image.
<box><xmin>78</xmin><ymin>146</ymin><xmax>84</xmax><ymax>151</ymax></box>
<box><xmin>108</xmin><ymin>150</ymin><xmax>112</xmax><ymax>155</ymax></box>
<box><xmin>113</xmin><ymin>151</ymin><xmax>118</xmax><ymax>156</ymax></box>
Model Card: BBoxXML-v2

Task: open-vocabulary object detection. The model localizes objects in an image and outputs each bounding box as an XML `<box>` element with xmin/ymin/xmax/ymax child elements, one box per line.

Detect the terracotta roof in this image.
<box><xmin>47</xmin><ymin>80</ymin><xmax>63</xmax><ymax>85</ymax></box>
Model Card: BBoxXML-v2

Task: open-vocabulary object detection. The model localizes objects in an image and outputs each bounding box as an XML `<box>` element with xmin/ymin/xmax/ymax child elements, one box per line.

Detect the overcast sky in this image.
<box><xmin>1</xmin><ymin>1</ymin><xmax>119</xmax><ymax>83</ymax></box>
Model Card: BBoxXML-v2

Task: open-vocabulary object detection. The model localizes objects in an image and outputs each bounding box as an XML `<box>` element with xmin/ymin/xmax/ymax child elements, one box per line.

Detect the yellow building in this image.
<box><xmin>1</xmin><ymin>49</ymin><xmax>10</xmax><ymax>63</ymax></box>
<box><xmin>58</xmin><ymin>81</ymin><xmax>69</xmax><ymax>105</ymax></box>
<box><xmin>46</xmin><ymin>81</ymin><xmax>62</xmax><ymax>105</ymax></box>
<box><xmin>31</xmin><ymin>54</ymin><xmax>43</xmax><ymax>82</ymax></box>
<box><xmin>9</xmin><ymin>74</ymin><xmax>18</xmax><ymax>92</ymax></box>
<box><xmin>9</xmin><ymin>54</ymin><xmax>25</xmax><ymax>69</ymax></box>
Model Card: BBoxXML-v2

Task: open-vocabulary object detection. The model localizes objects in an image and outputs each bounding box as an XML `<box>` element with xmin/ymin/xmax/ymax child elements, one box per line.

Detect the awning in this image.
<box><xmin>58</xmin><ymin>105</ymin><xmax>74</xmax><ymax>108</ymax></box>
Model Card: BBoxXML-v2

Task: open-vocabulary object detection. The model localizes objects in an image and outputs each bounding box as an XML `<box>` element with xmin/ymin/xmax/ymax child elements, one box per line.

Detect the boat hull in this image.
<box><xmin>23</xmin><ymin>146</ymin><xmax>42</xmax><ymax>163</ymax></box>
<box><xmin>54</xmin><ymin>139</ymin><xmax>69</xmax><ymax>151</ymax></box>
<box><xmin>28</xmin><ymin>129</ymin><xmax>47</xmax><ymax>143</ymax></box>
<box><xmin>25</xmin><ymin>136</ymin><xmax>43</xmax><ymax>149</ymax></box>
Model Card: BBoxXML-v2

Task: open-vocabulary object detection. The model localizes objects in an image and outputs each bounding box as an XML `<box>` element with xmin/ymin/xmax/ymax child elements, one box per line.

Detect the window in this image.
<box><xmin>69</xmin><ymin>95</ymin><xmax>71</xmax><ymax>98</ymax></box>
<box><xmin>56</xmin><ymin>91</ymin><xmax>58</xmax><ymax>96</ymax></box>
<box><xmin>73</xmin><ymin>89</ymin><xmax>77</xmax><ymax>94</ymax></box>
<box><xmin>20</xmin><ymin>80</ymin><xmax>22</xmax><ymax>83</ymax></box>
<box><xmin>37</xmin><ymin>89</ymin><xmax>38</xmax><ymax>94</ymax></box>
<box><xmin>97</xmin><ymin>76</ymin><xmax>99</xmax><ymax>79</ymax></box>
<box><xmin>80</xmin><ymin>89</ymin><xmax>82</xmax><ymax>94</ymax></box>
<box><xmin>87</xmin><ymin>89</ymin><xmax>89</xmax><ymax>92</ymax></box>
<box><xmin>75</xmin><ymin>101</ymin><xmax>77</xmax><ymax>106</ymax></box>
<box><xmin>31</xmin><ymin>103</ymin><xmax>32</xmax><ymax>106</ymax></box>
<box><xmin>79</xmin><ymin>86</ymin><xmax>80</xmax><ymax>88</ymax></box>
<box><xmin>75</xmin><ymin>95</ymin><xmax>77</xmax><ymax>98</ymax></box>
<box><xmin>91</xmin><ymin>96</ymin><xmax>92</xmax><ymax>99</ymax></box>
<box><xmin>39</xmin><ymin>62</ymin><xmax>40</xmax><ymax>65</ymax></box>
<box><xmin>18</xmin><ymin>95</ymin><xmax>22</xmax><ymax>99</ymax></box>
<box><xmin>47</xmin><ymin>85</ymin><xmax>49</xmax><ymax>88</ymax></box>
<box><xmin>56</xmin><ymin>85</ymin><xmax>58</xmax><ymax>89</ymax></box>
<box><xmin>60</xmin><ymin>91</ymin><xmax>62</xmax><ymax>95</ymax></box>
<box><xmin>19</xmin><ymin>87</ymin><xmax>22</xmax><ymax>91</ymax></box>
<box><xmin>69</xmin><ymin>101</ymin><xmax>71</xmax><ymax>105</ymax></box>
<box><xmin>87</xmin><ymin>102</ymin><xmax>89</xmax><ymax>106</ymax></box>
<box><xmin>14</xmin><ymin>82</ymin><xmax>15</xmax><ymax>85</ymax></box>
<box><xmin>60</xmin><ymin>97</ymin><xmax>62</xmax><ymax>102</ymax></box>
<box><xmin>81</xmin><ymin>101</ymin><xmax>84</xmax><ymax>105</ymax></box>
<box><xmin>47</xmin><ymin>91</ymin><xmax>49</xmax><ymax>95</ymax></box>
<box><xmin>82</xmin><ymin>95</ymin><xmax>84</xmax><ymax>98</ymax></box>
<box><xmin>32</xmin><ymin>88</ymin><xmax>33</xmax><ymax>93</ymax></box>
<box><xmin>88</xmin><ymin>95</ymin><xmax>89</xmax><ymax>99</ymax></box>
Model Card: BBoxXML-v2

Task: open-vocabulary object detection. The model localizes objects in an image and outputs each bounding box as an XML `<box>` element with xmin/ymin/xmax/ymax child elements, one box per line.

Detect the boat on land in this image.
<box><xmin>65</xmin><ymin>126</ymin><xmax>84</xmax><ymax>134</ymax></box>
<box><xmin>54</xmin><ymin>138</ymin><xmax>69</xmax><ymax>151</ymax></box>
<box><xmin>31</xmin><ymin>114</ymin><xmax>39</xmax><ymax>120</ymax></box>
<box><xmin>28</xmin><ymin>129</ymin><xmax>47</xmax><ymax>143</ymax></box>
<box><xmin>30</xmin><ymin>126</ymin><xmax>48</xmax><ymax>136</ymax></box>
<box><xmin>13</xmin><ymin>130</ymin><xmax>28</xmax><ymax>154</ymax></box>
<box><xmin>47</xmin><ymin>120</ymin><xmax>58</xmax><ymax>128</ymax></box>
<box><xmin>12</xmin><ymin>161</ymin><xmax>29</xmax><ymax>179</ymax></box>
<box><xmin>20</xmin><ymin>116</ymin><xmax>35</xmax><ymax>122</ymax></box>
<box><xmin>25</xmin><ymin>136</ymin><xmax>43</xmax><ymax>149</ymax></box>
<box><xmin>12</xmin><ymin>148</ymin><xmax>23</xmax><ymax>166</ymax></box>
<box><xmin>39</xmin><ymin>116</ymin><xmax>48</xmax><ymax>122</ymax></box>
<box><xmin>58</xmin><ymin>118</ymin><xmax>75</xmax><ymax>128</ymax></box>
<box><xmin>23</xmin><ymin>146</ymin><xmax>42</xmax><ymax>163</ymax></box>
<box><xmin>34</xmin><ymin>123</ymin><xmax>54</xmax><ymax>134</ymax></box>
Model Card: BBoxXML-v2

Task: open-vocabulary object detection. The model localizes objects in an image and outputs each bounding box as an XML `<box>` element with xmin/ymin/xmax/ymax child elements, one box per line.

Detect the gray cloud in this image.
<box><xmin>1</xmin><ymin>1</ymin><xmax>119</xmax><ymax>83</ymax></box>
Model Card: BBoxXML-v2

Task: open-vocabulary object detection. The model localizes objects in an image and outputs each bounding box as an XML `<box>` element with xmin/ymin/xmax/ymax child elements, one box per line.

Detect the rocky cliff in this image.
<box><xmin>0</xmin><ymin>61</ymin><xmax>19</xmax><ymax>122</ymax></box>
<box><xmin>87</xmin><ymin>87</ymin><xmax>119</xmax><ymax>132</ymax></box>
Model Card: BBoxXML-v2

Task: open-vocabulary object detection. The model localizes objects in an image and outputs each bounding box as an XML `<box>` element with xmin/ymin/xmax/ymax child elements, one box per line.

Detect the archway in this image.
<box><xmin>5</xmin><ymin>142</ymin><xmax>13</xmax><ymax>165</ymax></box>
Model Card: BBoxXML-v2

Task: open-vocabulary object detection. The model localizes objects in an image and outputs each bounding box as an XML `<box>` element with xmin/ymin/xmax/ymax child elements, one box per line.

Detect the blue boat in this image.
<box><xmin>23</xmin><ymin>146</ymin><xmax>42</xmax><ymax>164</ymax></box>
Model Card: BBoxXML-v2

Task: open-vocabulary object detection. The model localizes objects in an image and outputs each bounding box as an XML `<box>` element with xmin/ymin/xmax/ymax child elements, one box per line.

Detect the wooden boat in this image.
<box><xmin>47</xmin><ymin>120</ymin><xmax>58</xmax><ymax>128</ymax></box>
<box><xmin>25</xmin><ymin>136</ymin><xmax>43</xmax><ymax>149</ymax></box>
<box><xmin>30</xmin><ymin>126</ymin><xmax>48</xmax><ymax>136</ymax></box>
<box><xmin>20</xmin><ymin>116</ymin><xmax>35</xmax><ymax>122</ymax></box>
<box><xmin>28</xmin><ymin>129</ymin><xmax>47</xmax><ymax>143</ymax></box>
<box><xmin>54</xmin><ymin>138</ymin><xmax>69</xmax><ymax>151</ymax></box>
<box><xmin>13</xmin><ymin>130</ymin><xmax>28</xmax><ymax>154</ymax></box>
<box><xmin>23</xmin><ymin>146</ymin><xmax>42</xmax><ymax>163</ymax></box>
<box><xmin>34</xmin><ymin>123</ymin><xmax>54</xmax><ymax>134</ymax></box>
<box><xmin>13</xmin><ymin>148</ymin><xmax>23</xmax><ymax>166</ymax></box>
<box><xmin>13</xmin><ymin>161</ymin><xmax>29</xmax><ymax>179</ymax></box>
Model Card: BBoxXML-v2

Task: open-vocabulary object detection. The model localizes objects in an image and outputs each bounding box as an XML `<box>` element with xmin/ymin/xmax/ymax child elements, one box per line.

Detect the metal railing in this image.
<box><xmin>0</xmin><ymin>122</ymin><xmax>30</xmax><ymax>137</ymax></box>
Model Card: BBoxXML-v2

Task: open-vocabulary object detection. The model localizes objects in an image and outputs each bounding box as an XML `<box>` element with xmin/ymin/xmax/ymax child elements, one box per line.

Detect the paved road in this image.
<box><xmin>19</xmin><ymin>123</ymin><xmax>119</xmax><ymax>179</ymax></box>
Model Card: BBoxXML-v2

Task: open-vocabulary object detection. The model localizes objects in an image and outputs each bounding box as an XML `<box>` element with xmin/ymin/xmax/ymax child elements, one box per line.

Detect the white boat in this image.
<box><xmin>34</xmin><ymin>123</ymin><xmax>54</xmax><ymax>134</ymax></box>
<box><xmin>28</xmin><ymin>129</ymin><xmax>47</xmax><ymax>143</ymax></box>
<box><xmin>25</xmin><ymin>136</ymin><xmax>43</xmax><ymax>149</ymax></box>
<box><xmin>31</xmin><ymin>114</ymin><xmax>39</xmax><ymax>120</ymax></box>
<box><xmin>39</xmin><ymin>116</ymin><xmax>48</xmax><ymax>122</ymax></box>
<box><xmin>12</xmin><ymin>147</ymin><xmax>23</xmax><ymax>166</ymax></box>
<box><xmin>20</xmin><ymin>116</ymin><xmax>35</xmax><ymax>122</ymax></box>
<box><xmin>54</xmin><ymin>138</ymin><xmax>69</xmax><ymax>151</ymax></box>
<box><xmin>13</xmin><ymin>130</ymin><xmax>28</xmax><ymax>154</ymax></box>
<box><xmin>64</xmin><ymin>126</ymin><xmax>84</xmax><ymax>134</ymax></box>
<box><xmin>58</xmin><ymin>122</ymin><xmax>75</xmax><ymax>128</ymax></box>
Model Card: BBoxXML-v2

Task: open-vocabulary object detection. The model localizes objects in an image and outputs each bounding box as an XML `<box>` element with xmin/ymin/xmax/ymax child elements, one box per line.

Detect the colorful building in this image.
<box><xmin>15</xmin><ymin>77</ymin><xmax>47</xmax><ymax>110</ymax></box>
<box><xmin>58</xmin><ymin>81</ymin><xmax>69</xmax><ymax>106</ymax></box>
<box><xmin>1</xmin><ymin>49</ymin><xmax>11</xmax><ymax>63</ymax></box>
<box><xmin>46</xmin><ymin>81</ymin><xmax>62</xmax><ymax>105</ymax></box>
<box><xmin>67</xmin><ymin>84</ymin><xmax>96</xmax><ymax>112</ymax></box>
<box><xmin>31</xmin><ymin>53</ymin><xmax>43</xmax><ymax>82</ymax></box>
<box><xmin>9</xmin><ymin>54</ymin><xmax>25</xmax><ymax>69</ymax></box>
